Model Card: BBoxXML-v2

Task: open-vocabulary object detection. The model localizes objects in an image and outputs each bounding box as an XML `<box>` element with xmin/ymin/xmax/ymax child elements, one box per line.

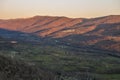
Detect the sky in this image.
<box><xmin>0</xmin><ymin>0</ymin><xmax>120</xmax><ymax>19</ymax></box>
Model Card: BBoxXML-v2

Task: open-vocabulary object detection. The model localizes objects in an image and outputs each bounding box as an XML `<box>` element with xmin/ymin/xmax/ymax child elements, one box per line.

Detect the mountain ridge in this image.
<box><xmin>0</xmin><ymin>15</ymin><xmax>120</xmax><ymax>53</ymax></box>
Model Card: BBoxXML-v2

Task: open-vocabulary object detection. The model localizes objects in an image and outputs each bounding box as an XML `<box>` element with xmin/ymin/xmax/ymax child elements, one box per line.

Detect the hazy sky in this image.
<box><xmin>0</xmin><ymin>0</ymin><xmax>120</xmax><ymax>19</ymax></box>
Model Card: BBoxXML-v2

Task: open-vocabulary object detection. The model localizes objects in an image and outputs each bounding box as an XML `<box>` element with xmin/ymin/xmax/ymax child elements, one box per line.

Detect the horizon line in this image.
<box><xmin>0</xmin><ymin>14</ymin><xmax>120</xmax><ymax>20</ymax></box>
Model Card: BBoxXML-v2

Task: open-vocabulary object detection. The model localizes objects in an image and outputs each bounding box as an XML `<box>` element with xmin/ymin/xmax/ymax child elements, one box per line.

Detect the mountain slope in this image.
<box><xmin>0</xmin><ymin>15</ymin><xmax>120</xmax><ymax>53</ymax></box>
<box><xmin>0</xmin><ymin>15</ymin><xmax>119</xmax><ymax>37</ymax></box>
<box><xmin>0</xmin><ymin>16</ymin><xmax>84</xmax><ymax>37</ymax></box>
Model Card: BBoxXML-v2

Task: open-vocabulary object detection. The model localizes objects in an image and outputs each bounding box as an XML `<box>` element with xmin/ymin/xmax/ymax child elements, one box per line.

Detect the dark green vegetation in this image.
<box><xmin>0</xmin><ymin>37</ymin><xmax>120</xmax><ymax>80</ymax></box>
<box><xmin>0</xmin><ymin>55</ymin><xmax>55</xmax><ymax>80</ymax></box>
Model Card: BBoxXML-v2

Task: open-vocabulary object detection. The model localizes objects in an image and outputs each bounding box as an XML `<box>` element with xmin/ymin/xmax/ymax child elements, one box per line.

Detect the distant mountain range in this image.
<box><xmin>0</xmin><ymin>15</ymin><xmax>120</xmax><ymax>53</ymax></box>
